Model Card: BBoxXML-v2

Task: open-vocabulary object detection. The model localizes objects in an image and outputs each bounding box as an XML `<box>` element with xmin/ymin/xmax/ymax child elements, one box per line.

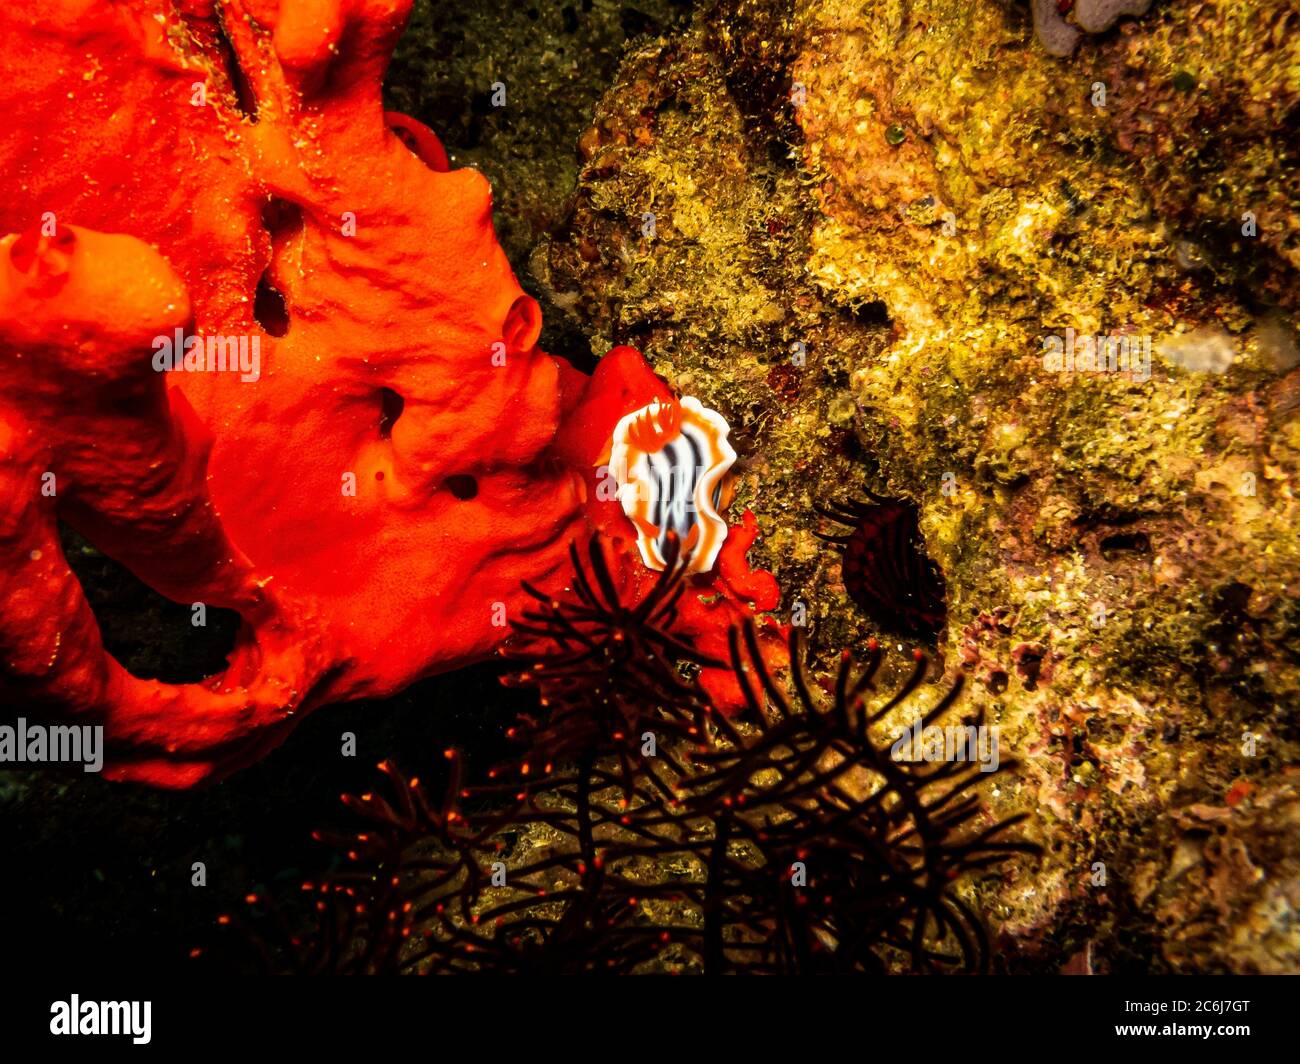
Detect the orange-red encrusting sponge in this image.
<box><xmin>0</xmin><ymin>1</ymin><xmax>784</xmax><ymax>784</ymax></box>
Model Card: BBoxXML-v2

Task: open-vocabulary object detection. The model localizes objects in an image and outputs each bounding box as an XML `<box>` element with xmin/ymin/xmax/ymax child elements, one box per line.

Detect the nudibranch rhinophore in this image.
<box><xmin>608</xmin><ymin>396</ymin><xmax>737</xmax><ymax>575</ymax></box>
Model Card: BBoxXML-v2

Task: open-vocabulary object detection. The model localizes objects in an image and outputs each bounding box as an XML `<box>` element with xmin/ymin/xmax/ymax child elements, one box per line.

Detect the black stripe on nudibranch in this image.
<box><xmin>815</xmin><ymin>496</ymin><xmax>947</xmax><ymax>639</ymax></box>
<box><xmin>649</xmin><ymin>430</ymin><xmax>710</xmax><ymax>561</ymax></box>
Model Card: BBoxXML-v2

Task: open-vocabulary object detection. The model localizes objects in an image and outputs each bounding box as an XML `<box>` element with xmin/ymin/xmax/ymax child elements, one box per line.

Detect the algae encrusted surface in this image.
<box><xmin>532</xmin><ymin>0</ymin><xmax>1300</xmax><ymax>972</ymax></box>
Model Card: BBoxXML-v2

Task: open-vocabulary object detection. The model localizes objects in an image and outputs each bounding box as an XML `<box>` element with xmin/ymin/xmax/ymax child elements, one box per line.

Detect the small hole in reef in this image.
<box><xmin>502</xmin><ymin>295</ymin><xmax>542</xmax><ymax>353</ymax></box>
<box><xmin>851</xmin><ymin>300</ymin><xmax>891</xmax><ymax>326</ymax></box>
<box><xmin>621</xmin><ymin>7</ymin><xmax>658</xmax><ymax>37</ymax></box>
<box><xmin>253</xmin><ymin>273</ymin><xmax>289</xmax><ymax>336</ymax></box>
<box><xmin>540</xmin><ymin>316</ymin><xmax>599</xmax><ymax>374</ymax></box>
<box><xmin>1214</xmin><ymin>582</ymin><xmax>1253</xmax><ymax>619</ymax></box>
<box><xmin>444</xmin><ymin>475</ymin><xmax>478</xmax><ymax>500</ymax></box>
<box><xmin>378</xmin><ymin>387</ymin><xmax>405</xmax><ymax>439</ymax></box>
<box><xmin>1099</xmin><ymin>531</ymin><xmax>1150</xmax><ymax>560</ymax></box>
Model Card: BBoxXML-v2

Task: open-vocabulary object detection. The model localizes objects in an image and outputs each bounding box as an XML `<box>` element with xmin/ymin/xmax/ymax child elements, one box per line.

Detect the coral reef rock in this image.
<box><xmin>533</xmin><ymin>0</ymin><xmax>1300</xmax><ymax>972</ymax></box>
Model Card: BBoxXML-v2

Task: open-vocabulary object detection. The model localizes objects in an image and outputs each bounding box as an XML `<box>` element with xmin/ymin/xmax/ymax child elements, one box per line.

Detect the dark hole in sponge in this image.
<box><xmin>212</xmin><ymin>5</ymin><xmax>258</xmax><ymax>120</ymax></box>
<box><xmin>254</xmin><ymin>197</ymin><xmax>299</xmax><ymax>340</ymax></box>
<box><xmin>59</xmin><ymin>523</ymin><xmax>241</xmax><ymax>685</ymax></box>
<box><xmin>386</xmin><ymin>113</ymin><xmax>450</xmax><ymax>172</ymax></box>
<box><xmin>445</xmin><ymin>475</ymin><xmax>478</xmax><ymax>500</ymax></box>
<box><xmin>502</xmin><ymin>295</ymin><xmax>542</xmax><ymax>353</ymax></box>
<box><xmin>253</xmin><ymin>273</ymin><xmax>289</xmax><ymax>336</ymax></box>
<box><xmin>378</xmin><ymin>387</ymin><xmax>405</xmax><ymax>439</ymax></box>
<box><xmin>261</xmin><ymin>196</ymin><xmax>302</xmax><ymax>240</ymax></box>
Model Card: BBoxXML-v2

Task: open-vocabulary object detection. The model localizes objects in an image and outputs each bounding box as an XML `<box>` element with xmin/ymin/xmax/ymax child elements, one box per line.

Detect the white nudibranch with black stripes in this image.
<box><xmin>608</xmin><ymin>395</ymin><xmax>737</xmax><ymax>575</ymax></box>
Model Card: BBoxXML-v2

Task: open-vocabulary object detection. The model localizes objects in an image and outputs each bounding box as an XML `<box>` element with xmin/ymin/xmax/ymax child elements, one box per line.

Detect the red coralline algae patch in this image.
<box><xmin>0</xmin><ymin>1</ymin><xmax>781</xmax><ymax>785</ymax></box>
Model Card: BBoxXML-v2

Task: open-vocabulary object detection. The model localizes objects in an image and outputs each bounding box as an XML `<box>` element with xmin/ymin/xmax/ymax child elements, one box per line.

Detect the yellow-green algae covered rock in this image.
<box><xmin>534</xmin><ymin>0</ymin><xmax>1300</xmax><ymax>971</ymax></box>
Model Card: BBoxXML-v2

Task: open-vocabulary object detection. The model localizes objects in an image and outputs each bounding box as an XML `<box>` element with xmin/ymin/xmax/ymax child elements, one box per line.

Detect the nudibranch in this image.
<box><xmin>608</xmin><ymin>396</ymin><xmax>737</xmax><ymax>575</ymax></box>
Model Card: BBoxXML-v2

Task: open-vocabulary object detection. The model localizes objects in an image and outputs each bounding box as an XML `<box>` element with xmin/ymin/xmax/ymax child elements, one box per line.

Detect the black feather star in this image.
<box><xmin>217</xmin><ymin>532</ymin><xmax>1035</xmax><ymax>974</ymax></box>
<box><xmin>500</xmin><ymin>532</ymin><xmax>718</xmax><ymax>800</ymax></box>
<box><xmin>816</xmin><ymin>495</ymin><xmax>947</xmax><ymax>639</ymax></box>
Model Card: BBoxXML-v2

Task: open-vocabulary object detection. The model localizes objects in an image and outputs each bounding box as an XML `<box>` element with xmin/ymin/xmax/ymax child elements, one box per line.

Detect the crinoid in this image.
<box><xmin>226</xmin><ymin>563</ymin><xmax>1036</xmax><ymax>974</ymax></box>
<box><xmin>501</xmin><ymin>532</ymin><xmax>718</xmax><ymax>799</ymax></box>
<box><xmin>680</xmin><ymin>623</ymin><xmax>1036</xmax><ymax>973</ymax></box>
<box><xmin>815</xmin><ymin>494</ymin><xmax>947</xmax><ymax>639</ymax></box>
<box><xmin>248</xmin><ymin>758</ymin><xmax>683</xmax><ymax>975</ymax></box>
